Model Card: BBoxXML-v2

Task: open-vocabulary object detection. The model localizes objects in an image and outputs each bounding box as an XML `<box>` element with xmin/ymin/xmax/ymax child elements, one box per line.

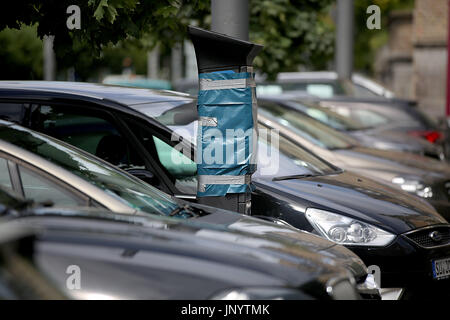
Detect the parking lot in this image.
<box><xmin>0</xmin><ymin>0</ymin><xmax>449</xmax><ymax>304</ymax></box>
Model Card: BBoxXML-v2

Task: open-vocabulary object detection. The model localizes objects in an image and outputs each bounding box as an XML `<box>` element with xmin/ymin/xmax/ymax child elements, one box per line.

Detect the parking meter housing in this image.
<box><xmin>188</xmin><ymin>26</ymin><xmax>263</xmax><ymax>214</ymax></box>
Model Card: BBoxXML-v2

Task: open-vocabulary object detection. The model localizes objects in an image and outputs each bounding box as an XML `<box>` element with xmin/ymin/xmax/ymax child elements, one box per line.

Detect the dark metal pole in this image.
<box><xmin>446</xmin><ymin>0</ymin><xmax>450</xmax><ymax>117</ymax></box>
<box><xmin>211</xmin><ymin>0</ymin><xmax>249</xmax><ymax>41</ymax></box>
<box><xmin>43</xmin><ymin>35</ymin><xmax>56</xmax><ymax>81</ymax></box>
<box><xmin>335</xmin><ymin>0</ymin><xmax>354</xmax><ymax>80</ymax></box>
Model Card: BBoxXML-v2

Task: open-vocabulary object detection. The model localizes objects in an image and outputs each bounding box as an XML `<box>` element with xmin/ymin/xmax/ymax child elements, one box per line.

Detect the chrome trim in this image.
<box><xmin>380</xmin><ymin>288</ymin><xmax>404</xmax><ymax>300</ymax></box>
<box><xmin>402</xmin><ymin>224</ymin><xmax>450</xmax><ymax>236</ymax></box>
<box><xmin>174</xmin><ymin>194</ymin><xmax>197</xmax><ymax>200</ymax></box>
<box><xmin>401</xmin><ymin>224</ymin><xmax>450</xmax><ymax>249</ymax></box>
<box><xmin>0</xmin><ymin>139</ymin><xmax>136</xmax><ymax>215</ymax></box>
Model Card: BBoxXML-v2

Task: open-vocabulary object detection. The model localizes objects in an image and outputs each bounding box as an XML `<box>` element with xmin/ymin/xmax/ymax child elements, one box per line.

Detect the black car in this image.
<box><xmin>0</xmin><ymin>121</ymin><xmax>377</xmax><ymax>299</ymax></box>
<box><xmin>0</xmin><ymin>189</ymin><xmax>362</xmax><ymax>300</ymax></box>
<box><xmin>0</xmin><ymin>82</ymin><xmax>449</xmax><ymax>298</ymax></box>
<box><xmin>255</xmin><ymin>96</ymin><xmax>450</xmax><ymax>218</ymax></box>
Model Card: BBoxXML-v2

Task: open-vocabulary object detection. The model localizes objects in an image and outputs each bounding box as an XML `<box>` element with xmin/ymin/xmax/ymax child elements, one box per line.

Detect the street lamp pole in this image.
<box><xmin>211</xmin><ymin>0</ymin><xmax>249</xmax><ymax>41</ymax></box>
<box><xmin>335</xmin><ymin>0</ymin><xmax>354</xmax><ymax>80</ymax></box>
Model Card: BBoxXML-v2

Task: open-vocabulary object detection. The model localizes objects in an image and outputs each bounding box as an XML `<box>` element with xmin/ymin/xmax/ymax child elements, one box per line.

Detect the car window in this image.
<box><xmin>286</xmin><ymin>101</ymin><xmax>369</xmax><ymax>131</ymax></box>
<box><xmin>29</xmin><ymin>105</ymin><xmax>145</xmax><ymax>170</ymax></box>
<box><xmin>153</xmin><ymin>137</ymin><xmax>197</xmax><ymax>194</ymax></box>
<box><xmin>18</xmin><ymin>165</ymin><xmax>83</xmax><ymax>207</ymax></box>
<box><xmin>331</xmin><ymin>107</ymin><xmax>388</xmax><ymax>127</ymax></box>
<box><xmin>0</xmin><ymin>103</ymin><xmax>26</xmax><ymax>123</ymax></box>
<box><xmin>0</xmin><ymin>123</ymin><xmax>180</xmax><ymax>215</ymax></box>
<box><xmin>258</xmin><ymin>101</ymin><xmax>355</xmax><ymax>150</ymax></box>
<box><xmin>0</xmin><ymin>158</ymin><xmax>13</xmax><ymax>192</ymax></box>
<box><xmin>123</xmin><ymin>117</ymin><xmax>197</xmax><ymax>195</ymax></box>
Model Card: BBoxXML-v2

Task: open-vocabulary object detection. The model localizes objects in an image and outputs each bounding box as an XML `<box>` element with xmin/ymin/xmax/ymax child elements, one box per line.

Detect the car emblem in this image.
<box><xmin>429</xmin><ymin>231</ymin><xmax>442</xmax><ymax>242</ymax></box>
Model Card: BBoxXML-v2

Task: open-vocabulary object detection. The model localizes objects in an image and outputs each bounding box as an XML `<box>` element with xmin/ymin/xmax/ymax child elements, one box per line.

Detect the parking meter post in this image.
<box><xmin>188</xmin><ymin>26</ymin><xmax>262</xmax><ymax>215</ymax></box>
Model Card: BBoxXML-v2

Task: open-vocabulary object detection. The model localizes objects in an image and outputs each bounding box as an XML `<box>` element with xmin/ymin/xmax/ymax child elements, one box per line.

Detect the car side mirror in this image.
<box><xmin>126</xmin><ymin>169</ymin><xmax>159</xmax><ymax>185</ymax></box>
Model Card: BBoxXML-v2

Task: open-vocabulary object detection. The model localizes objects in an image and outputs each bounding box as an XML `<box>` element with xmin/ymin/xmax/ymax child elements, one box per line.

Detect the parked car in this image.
<box><xmin>0</xmin><ymin>120</ymin><xmax>378</xmax><ymax>299</ymax></box>
<box><xmin>257</xmin><ymin>96</ymin><xmax>450</xmax><ymax>218</ymax></box>
<box><xmin>175</xmin><ymin>72</ymin><xmax>397</xmax><ymax>100</ymax></box>
<box><xmin>316</xmin><ymin>98</ymin><xmax>447</xmax><ymax>148</ymax></box>
<box><xmin>261</xmin><ymin>93</ymin><xmax>446</xmax><ymax>161</ymax></box>
<box><xmin>0</xmin><ymin>186</ymin><xmax>367</xmax><ymax>300</ymax></box>
<box><xmin>1</xmin><ymin>82</ymin><xmax>448</xmax><ymax>298</ymax></box>
<box><xmin>102</xmin><ymin>75</ymin><xmax>172</xmax><ymax>90</ymax></box>
<box><xmin>0</xmin><ymin>219</ymin><xmax>67</xmax><ymax>299</ymax></box>
<box><xmin>258</xmin><ymin>71</ymin><xmax>397</xmax><ymax>99</ymax></box>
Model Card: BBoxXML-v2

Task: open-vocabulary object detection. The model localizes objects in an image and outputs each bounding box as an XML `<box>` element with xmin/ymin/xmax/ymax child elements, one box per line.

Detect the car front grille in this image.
<box><xmin>404</xmin><ymin>226</ymin><xmax>450</xmax><ymax>248</ymax></box>
<box><xmin>445</xmin><ymin>181</ymin><xmax>450</xmax><ymax>201</ymax></box>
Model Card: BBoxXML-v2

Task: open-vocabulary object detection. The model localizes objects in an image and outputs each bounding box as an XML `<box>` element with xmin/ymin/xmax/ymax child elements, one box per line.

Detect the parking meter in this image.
<box><xmin>188</xmin><ymin>26</ymin><xmax>263</xmax><ymax>215</ymax></box>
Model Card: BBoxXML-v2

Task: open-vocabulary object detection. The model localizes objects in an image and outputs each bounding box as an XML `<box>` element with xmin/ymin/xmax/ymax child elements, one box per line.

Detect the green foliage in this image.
<box><xmin>0</xmin><ymin>24</ymin><xmax>43</xmax><ymax>79</ymax></box>
<box><xmin>0</xmin><ymin>0</ymin><xmax>334</xmax><ymax>80</ymax></box>
<box><xmin>250</xmin><ymin>0</ymin><xmax>334</xmax><ymax>79</ymax></box>
<box><xmin>354</xmin><ymin>0</ymin><xmax>415</xmax><ymax>74</ymax></box>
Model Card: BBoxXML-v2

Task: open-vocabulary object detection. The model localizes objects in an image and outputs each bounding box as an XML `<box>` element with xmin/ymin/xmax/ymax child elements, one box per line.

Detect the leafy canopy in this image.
<box><xmin>0</xmin><ymin>0</ymin><xmax>334</xmax><ymax>78</ymax></box>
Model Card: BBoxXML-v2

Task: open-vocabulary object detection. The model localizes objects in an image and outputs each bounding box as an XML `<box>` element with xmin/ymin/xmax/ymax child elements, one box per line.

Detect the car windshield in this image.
<box><xmin>257</xmin><ymin>79</ymin><xmax>379</xmax><ymax>99</ymax></box>
<box><xmin>138</xmin><ymin>102</ymin><xmax>339</xmax><ymax>178</ymax></box>
<box><xmin>258</xmin><ymin>101</ymin><xmax>356</xmax><ymax>150</ymax></box>
<box><xmin>0</xmin><ymin>122</ymin><xmax>180</xmax><ymax>216</ymax></box>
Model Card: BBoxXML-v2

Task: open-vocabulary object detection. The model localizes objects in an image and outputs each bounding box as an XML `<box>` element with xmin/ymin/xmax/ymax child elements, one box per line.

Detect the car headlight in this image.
<box><xmin>391</xmin><ymin>177</ymin><xmax>433</xmax><ymax>198</ymax></box>
<box><xmin>210</xmin><ymin>287</ymin><xmax>315</xmax><ymax>300</ymax></box>
<box><xmin>305</xmin><ymin>208</ymin><xmax>395</xmax><ymax>247</ymax></box>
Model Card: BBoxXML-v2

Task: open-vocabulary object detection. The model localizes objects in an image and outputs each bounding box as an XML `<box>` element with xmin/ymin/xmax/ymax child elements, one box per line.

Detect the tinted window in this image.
<box><xmin>30</xmin><ymin>105</ymin><xmax>145</xmax><ymax>169</ymax></box>
<box><xmin>0</xmin><ymin>103</ymin><xmax>26</xmax><ymax>123</ymax></box>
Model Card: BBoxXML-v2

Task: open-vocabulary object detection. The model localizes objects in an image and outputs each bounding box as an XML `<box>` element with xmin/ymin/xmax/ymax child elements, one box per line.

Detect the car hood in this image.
<box><xmin>18</xmin><ymin>207</ymin><xmax>355</xmax><ymax>286</ymax></box>
<box><xmin>190</xmin><ymin>202</ymin><xmax>366</xmax><ymax>278</ymax></box>
<box><xmin>254</xmin><ymin>171</ymin><xmax>446</xmax><ymax>234</ymax></box>
<box><xmin>335</xmin><ymin>147</ymin><xmax>450</xmax><ymax>178</ymax></box>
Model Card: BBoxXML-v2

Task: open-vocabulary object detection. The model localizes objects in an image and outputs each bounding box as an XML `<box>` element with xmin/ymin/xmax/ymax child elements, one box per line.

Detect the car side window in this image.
<box><xmin>125</xmin><ymin>119</ymin><xmax>197</xmax><ymax>195</ymax></box>
<box><xmin>29</xmin><ymin>105</ymin><xmax>145</xmax><ymax>170</ymax></box>
<box><xmin>18</xmin><ymin>165</ymin><xmax>84</xmax><ymax>207</ymax></box>
<box><xmin>0</xmin><ymin>103</ymin><xmax>27</xmax><ymax>123</ymax></box>
<box><xmin>153</xmin><ymin>136</ymin><xmax>197</xmax><ymax>195</ymax></box>
<box><xmin>0</xmin><ymin>158</ymin><xmax>13</xmax><ymax>192</ymax></box>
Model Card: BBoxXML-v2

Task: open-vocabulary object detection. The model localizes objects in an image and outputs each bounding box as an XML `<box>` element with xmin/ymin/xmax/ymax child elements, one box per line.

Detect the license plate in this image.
<box><xmin>432</xmin><ymin>257</ymin><xmax>450</xmax><ymax>280</ymax></box>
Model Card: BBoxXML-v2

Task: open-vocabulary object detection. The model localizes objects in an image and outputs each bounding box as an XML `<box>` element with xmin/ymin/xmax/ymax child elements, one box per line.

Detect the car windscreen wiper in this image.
<box><xmin>168</xmin><ymin>204</ymin><xmax>199</xmax><ymax>218</ymax></box>
<box><xmin>272</xmin><ymin>173</ymin><xmax>323</xmax><ymax>182</ymax></box>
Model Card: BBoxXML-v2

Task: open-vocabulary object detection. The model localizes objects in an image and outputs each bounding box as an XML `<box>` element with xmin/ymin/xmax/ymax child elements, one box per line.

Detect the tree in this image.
<box><xmin>1</xmin><ymin>0</ymin><xmax>334</xmax><ymax>79</ymax></box>
<box><xmin>0</xmin><ymin>25</ymin><xmax>43</xmax><ymax>79</ymax></box>
<box><xmin>354</xmin><ymin>0</ymin><xmax>415</xmax><ymax>74</ymax></box>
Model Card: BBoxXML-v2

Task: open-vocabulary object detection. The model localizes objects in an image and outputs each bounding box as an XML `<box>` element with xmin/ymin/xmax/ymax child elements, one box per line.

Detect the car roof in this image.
<box><xmin>276</xmin><ymin>71</ymin><xmax>339</xmax><ymax>81</ymax></box>
<box><xmin>0</xmin><ymin>81</ymin><xmax>193</xmax><ymax>106</ymax></box>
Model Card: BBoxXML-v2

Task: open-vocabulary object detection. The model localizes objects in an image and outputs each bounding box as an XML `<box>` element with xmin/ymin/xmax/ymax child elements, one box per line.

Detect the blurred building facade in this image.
<box><xmin>375</xmin><ymin>0</ymin><xmax>448</xmax><ymax>119</ymax></box>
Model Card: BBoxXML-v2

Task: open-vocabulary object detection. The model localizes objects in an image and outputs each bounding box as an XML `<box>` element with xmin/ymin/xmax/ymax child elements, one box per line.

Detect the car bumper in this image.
<box><xmin>348</xmin><ymin>232</ymin><xmax>450</xmax><ymax>291</ymax></box>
